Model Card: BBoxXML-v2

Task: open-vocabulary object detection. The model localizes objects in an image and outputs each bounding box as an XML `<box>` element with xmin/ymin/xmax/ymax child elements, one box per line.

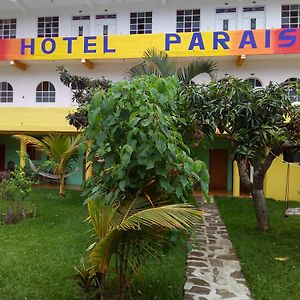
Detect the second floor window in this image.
<box><xmin>176</xmin><ymin>9</ymin><xmax>200</xmax><ymax>33</ymax></box>
<box><xmin>130</xmin><ymin>12</ymin><xmax>152</xmax><ymax>34</ymax></box>
<box><xmin>282</xmin><ymin>4</ymin><xmax>300</xmax><ymax>28</ymax></box>
<box><xmin>0</xmin><ymin>82</ymin><xmax>13</xmax><ymax>103</ymax></box>
<box><xmin>36</xmin><ymin>81</ymin><xmax>55</xmax><ymax>103</ymax></box>
<box><xmin>37</xmin><ymin>16</ymin><xmax>59</xmax><ymax>38</ymax></box>
<box><xmin>0</xmin><ymin>19</ymin><xmax>16</xmax><ymax>39</ymax></box>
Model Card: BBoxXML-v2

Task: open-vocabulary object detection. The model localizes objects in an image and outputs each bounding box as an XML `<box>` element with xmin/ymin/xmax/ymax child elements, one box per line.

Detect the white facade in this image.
<box><xmin>1</xmin><ymin>0</ymin><xmax>300</xmax><ymax>107</ymax></box>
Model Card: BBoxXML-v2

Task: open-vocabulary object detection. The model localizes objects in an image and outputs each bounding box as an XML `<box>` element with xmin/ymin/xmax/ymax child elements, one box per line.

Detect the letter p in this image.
<box><xmin>165</xmin><ymin>33</ymin><xmax>181</xmax><ymax>51</ymax></box>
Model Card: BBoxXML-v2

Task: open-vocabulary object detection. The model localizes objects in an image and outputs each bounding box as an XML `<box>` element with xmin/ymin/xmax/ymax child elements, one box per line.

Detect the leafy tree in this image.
<box><xmin>128</xmin><ymin>48</ymin><xmax>217</xmax><ymax>84</ymax></box>
<box><xmin>14</xmin><ymin>133</ymin><xmax>83</xmax><ymax>197</ymax></box>
<box><xmin>81</xmin><ymin>75</ymin><xmax>207</xmax><ymax>298</ymax></box>
<box><xmin>57</xmin><ymin>66</ymin><xmax>111</xmax><ymax>130</ymax></box>
<box><xmin>191</xmin><ymin>77</ymin><xmax>300</xmax><ymax>231</ymax></box>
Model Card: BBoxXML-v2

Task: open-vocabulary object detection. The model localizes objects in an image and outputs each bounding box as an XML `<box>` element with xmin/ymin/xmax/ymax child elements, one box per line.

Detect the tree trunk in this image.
<box><xmin>251</xmin><ymin>183</ymin><xmax>270</xmax><ymax>232</ymax></box>
<box><xmin>59</xmin><ymin>174</ymin><xmax>65</xmax><ymax>197</ymax></box>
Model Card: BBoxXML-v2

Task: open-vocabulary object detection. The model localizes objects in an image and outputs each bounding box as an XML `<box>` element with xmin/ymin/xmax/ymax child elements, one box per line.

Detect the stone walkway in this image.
<box><xmin>184</xmin><ymin>197</ymin><xmax>251</xmax><ymax>300</ymax></box>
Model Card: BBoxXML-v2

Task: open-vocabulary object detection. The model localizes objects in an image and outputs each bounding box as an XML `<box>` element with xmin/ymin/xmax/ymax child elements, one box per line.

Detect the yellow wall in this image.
<box><xmin>0</xmin><ymin>107</ymin><xmax>77</xmax><ymax>133</ymax></box>
<box><xmin>265</xmin><ymin>155</ymin><xmax>300</xmax><ymax>201</ymax></box>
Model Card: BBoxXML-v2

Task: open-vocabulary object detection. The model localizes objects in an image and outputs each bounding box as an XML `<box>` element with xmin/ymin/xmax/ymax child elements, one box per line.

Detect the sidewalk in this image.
<box><xmin>184</xmin><ymin>197</ymin><xmax>251</xmax><ymax>300</ymax></box>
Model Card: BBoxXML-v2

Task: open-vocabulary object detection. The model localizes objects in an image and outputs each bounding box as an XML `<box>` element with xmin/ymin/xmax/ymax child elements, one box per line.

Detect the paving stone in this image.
<box><xmin>209</xmin><ymin>258</ymin><xmax>224</xmax><ymax>267</ymax></box>
<box><xmin>187</xmin><ymin>277</ymin><xmax>210</xmax><ymax>287</ymax></box>
<box><xmin>190</xmin><ymin>286</ymin><xmax>211</xmax><ymax>295</ymax></box>
<box><xmin>189</xmin><ymin>261</ymin><xmax>208</xmax><ymax>268</ymax></box>
<box><xmin>230</xmin><ymin>270</ymin><xmax>244</xmax><ymax>279</ymax></box>
<box><xmin>216</xmin><ymin>289</ymin><xmax>237</xmax><ymax>299</ymax></box>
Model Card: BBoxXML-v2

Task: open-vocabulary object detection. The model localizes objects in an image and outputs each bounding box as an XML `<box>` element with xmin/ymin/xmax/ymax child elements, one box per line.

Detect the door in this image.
<box><xmin>215</xmin><ymin>8</ymin><xmax>237</xmax><ymax>31</ymax></box>
<box><xmin>71</xmin><ymin>16</ymin><xmax>90</xmax><ymax>36</ymax></box>
<box><xmin>242</xmin><ymin>7</ymin><xmax>265</xmax><ymax>30</ymax></box>
<box><xmin>0</xmin><ymin>144</ymin><xmax>5</xmax><ymax>171</ymax></box>
<box><xmin>209</xmin><ymin>149</ymin><xmax>228</xmax><ymax>191</ymax></box>
<box><xmin>95</xmin><ymin>14</ymin><xmax>117</xmax><ymax>35</ymax></box>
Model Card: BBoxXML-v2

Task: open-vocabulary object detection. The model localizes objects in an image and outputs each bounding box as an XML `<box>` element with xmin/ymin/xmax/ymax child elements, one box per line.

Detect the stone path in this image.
<box><xmin>184</xmin><ymin>197</ymin><xmax>251</xmax><ymax>300</ymax></box>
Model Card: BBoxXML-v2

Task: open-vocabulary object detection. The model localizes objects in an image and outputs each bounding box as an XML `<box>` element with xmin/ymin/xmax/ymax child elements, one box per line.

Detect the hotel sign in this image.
<box><xmin>0</xmin><ymin>28</ymin><xmax>300</xmax><ymax>61</ymax></box>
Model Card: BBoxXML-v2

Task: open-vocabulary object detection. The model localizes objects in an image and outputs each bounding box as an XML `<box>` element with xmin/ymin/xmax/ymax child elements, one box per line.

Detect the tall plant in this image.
<box><xmin>81</xmin><ymin>75</ymin><xmax>208</xmax><ymax>298</ymax></box>
<box><xmin>128</xmin><ymin>48</ymin><xmax>217</xmax><ymax>84</ymax></box>
<box><xmin>14</xmin><ymin>133</ymin><xmax>82</xmax><ymax>197</ymax></box>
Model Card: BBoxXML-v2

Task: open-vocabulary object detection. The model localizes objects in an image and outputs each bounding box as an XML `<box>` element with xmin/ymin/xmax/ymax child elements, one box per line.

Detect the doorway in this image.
<box><xmin>0</xmin><ymin>144</ymin><xmax>5</xmax><ymax>171</ymax></box>
<box><xmin>209</xmin><ymin>149</ymin><xmax>228</xmax><ymax>191</ymax></box>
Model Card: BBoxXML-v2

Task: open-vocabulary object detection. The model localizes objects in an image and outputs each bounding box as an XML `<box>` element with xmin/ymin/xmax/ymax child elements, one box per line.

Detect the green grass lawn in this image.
<box><xmin>0</xmin><ymin>187</ymin><xmax>188</xmax><ymax>300</ymax></box>
<box><xmin>216</xmin><ymin>196</ymin><xmax>300</xmax><ymax>300</ymax></box>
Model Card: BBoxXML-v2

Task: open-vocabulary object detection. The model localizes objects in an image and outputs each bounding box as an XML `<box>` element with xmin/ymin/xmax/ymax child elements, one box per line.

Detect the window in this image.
<box><xmin>216</xmin><ymin>8</ymin><xmax>237</xmax><ymax>31</ymax></box>
<box><xmin>37</xmin><ymin>16</ymin><xmax>59</xmax><ymax>37</ymax></box>
<box><xmin>282</xmin><ymin>4</ymin><xmax>300</xmax><ymax>28</ymax></box>
<box><xmin>242</xmin><ymin>6</ymin><xmax>265</xmax><ymax>30</ymax></box>
<box><xmin>72</xmin><ymin>15</ymin><xmax>90</xmax><ymax>36</ymax></box>
<box><xmin>130</xmin><ymin>12</ymin><xmax>152</xmax><ymax>34</ymax></box>
<box><xmin>0</xmin><ymin>19</ymin><xmax>16</xmax><ymax>39</ymax></box>
<box><xmin>243</xmin><ymin>7</ymin><xmax>265</xmax><ymax>12</ymax></box>
<box><xmin>27</xmin><ymin>143</ymin><xmax>41</xmax><ymax>160</ymax></box>
<box><xmin>176</xmin><ymin>9</ymin><xmax>200</xmax><ymax>32</ymax></box>
<box><xmin>36</xmin><ymin>81</ymin><xmax>55</xmax><ymax>103</ymax></box>
<box><xmin>246</xmin><ymin>78</ymin><xmax>263</xmax><ymax>88</ymax></box>
<box><xmin>0</xmin><ymin>82</ymin><xmax>13</xmax><ymax>102</ymax></box>
<box><xmin>284</xmin><ymin>78</ymin><xmax>300</xmax><ymax>103</ymax></box>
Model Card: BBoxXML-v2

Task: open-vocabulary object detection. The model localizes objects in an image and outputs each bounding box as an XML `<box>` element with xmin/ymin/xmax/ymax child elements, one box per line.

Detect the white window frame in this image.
<box><xmin>0</xmin><ymin>82</ymin><xmax>13</xmax><ymax>103</ymax></box>
<box><xmin>36</xmin><ymin>81</ymin><xmax>55</xmax><ymax>103</ymax></box>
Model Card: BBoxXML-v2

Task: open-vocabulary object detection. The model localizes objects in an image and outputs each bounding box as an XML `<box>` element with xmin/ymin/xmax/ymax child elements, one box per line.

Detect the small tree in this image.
<box><xmin>14</xmin><ymin>133</ymin><xmax>83</xmax><ymax>197</ymax></box>
<box><xmin>191</xmin><ymin>77</ymin><xmax>300</xmax><ymax>231</ymax></box>
<box><xmin>81</xmin><ymin>75</ymin><xmax>207</xmax><ymax>299</ymax></box>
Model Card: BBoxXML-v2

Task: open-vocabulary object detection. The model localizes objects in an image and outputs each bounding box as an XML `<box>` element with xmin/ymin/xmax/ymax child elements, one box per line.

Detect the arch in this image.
<box><xmin>0</xmin><ymin>82</ymin><xmax>13</xmax><ymax>103</ymax></box>
<box><xmin>36</xmin><ymin>81</ymin><xmax>55</xmax><ymax>102</ymax></box>
<box><xmin>283</xmin><ymin>77</ymin><xmax>300</xmax><ymax>104</ymax></box>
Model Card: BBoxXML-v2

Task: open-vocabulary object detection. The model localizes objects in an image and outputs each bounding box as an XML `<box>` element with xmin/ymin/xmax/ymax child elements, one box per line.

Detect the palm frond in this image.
<box><xmin>177</xmin><ymin>59</ymin><xmax>218</xmax><ymax>84</ymax></box>
<box><xmin>143</xmin><ymin>48</ymin><xmax>177</xmax><ymax>78</ymax></box>
<box><xmin>119</xmin><ymin>204</ymin><xmax>202</xmax><ymax>231</ymax></box>
<box><xmin>128</xmin><ymin>62</ymin><xmax>159</xmax><ymax>78</ymax></box>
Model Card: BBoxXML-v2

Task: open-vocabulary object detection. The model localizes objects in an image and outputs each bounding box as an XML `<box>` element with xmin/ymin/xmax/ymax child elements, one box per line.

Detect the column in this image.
<box><xmin>232</xmin><ymin>160</ymin><xmax>240</xmax><ymax>197</ymax></box>
<box><xmin>20</xmin><ymin>140</ymin><xmax>26</xmax><ymax>168</ymax></box>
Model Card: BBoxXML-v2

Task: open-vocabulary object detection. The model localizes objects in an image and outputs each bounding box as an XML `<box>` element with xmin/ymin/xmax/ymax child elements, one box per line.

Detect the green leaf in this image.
<box><xmin>155</xmin><ymin>139</ymin><xmax>166</xmax><ymax>154</ymax></box>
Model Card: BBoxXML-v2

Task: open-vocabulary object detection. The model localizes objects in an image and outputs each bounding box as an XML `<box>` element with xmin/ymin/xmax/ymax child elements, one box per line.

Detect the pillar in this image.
<box><xmin>233</xmin><ymin>160</ymin><xmax>240</xmax><ymax>197</ymax></box>
<box><xmin>20</xmin><ymin>140</ymin><xmax>26</xmax><ymax>168</ymax></box>
<box><xmin>85</xmin><ymin>142</ymin><xmax>93</xmax><ymax>179</ymax></box>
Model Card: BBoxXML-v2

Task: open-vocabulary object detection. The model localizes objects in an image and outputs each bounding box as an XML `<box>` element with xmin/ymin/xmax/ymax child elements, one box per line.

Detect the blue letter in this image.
<box><xmin>21</xmin><ymin>38</ymin><xmax>34</xmax><ymax>55</ymax></box>
<box><xmin>165</xmin><ymin>33</ymin><xmax>181</xmax><ymax>51</ymax></box>
<box><xmin>84</xmin><ymin>36</ymin><xmax>97</xmax><ymax>53</ymax></box>
<box><xmin>265</xmin><ymin>29</ymin><xmax>271</xmax><ymax>48</ymax></box>
<box><xmin>63</xmin><ymin>37</ymin><xmax>77</xmax><ymax>54</ymax></box>
<box><xmin>239</xmin><ymin>31</ymin><xmax>257</xmax><ymax>49</ymax></box>
<box><xmin>103</xmin><ymin>36</ymin><xmax>116</xmax><ymax>53</ymax></box>
<box><xmin>188</xmin><ymin>33</ymin><xmax>205</xmax><ymax>50</ymax></box>
<box><xmin>279</xmin><ymin>29</ymin><xmax>297</xmax><ymax>48</ymax></box>
<box><xmin>213</xmin><ymin>32</ymin><xmax>230</xmax><ymax>50</ymax></box>
<box><xmin>41</xmin><ymin>38</ymin><xmax>56</xmax><ymax>54</ymax></box>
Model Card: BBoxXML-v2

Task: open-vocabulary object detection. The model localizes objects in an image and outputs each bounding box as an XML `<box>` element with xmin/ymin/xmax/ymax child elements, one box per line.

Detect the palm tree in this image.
<box><xmin>86</xmin><ymin>195</ymin><xmax>202</xmax><ymax>300</ymax></box>
<box><xmin>128</xmin><ymin>48</ymin><xmax>217</xmax><ymax>84</ymax></box>
<box><xmin>14</xmin><ymin>133</ymin><xmax>83</xmax><ymax>197</ymax></box>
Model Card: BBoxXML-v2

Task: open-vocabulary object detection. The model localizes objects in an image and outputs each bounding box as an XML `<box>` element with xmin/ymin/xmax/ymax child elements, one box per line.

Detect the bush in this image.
<box><xmin>0</xmin><ymin>169</ymin><xmax>36</xmax><ymax>224</ymax></box>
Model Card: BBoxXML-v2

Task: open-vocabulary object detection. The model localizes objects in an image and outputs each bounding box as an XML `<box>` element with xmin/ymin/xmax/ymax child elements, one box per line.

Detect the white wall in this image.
<box><xmin>0</xmin><ymin>0</ymin><xmax>298</xmax><ymax>37</ymax></box>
